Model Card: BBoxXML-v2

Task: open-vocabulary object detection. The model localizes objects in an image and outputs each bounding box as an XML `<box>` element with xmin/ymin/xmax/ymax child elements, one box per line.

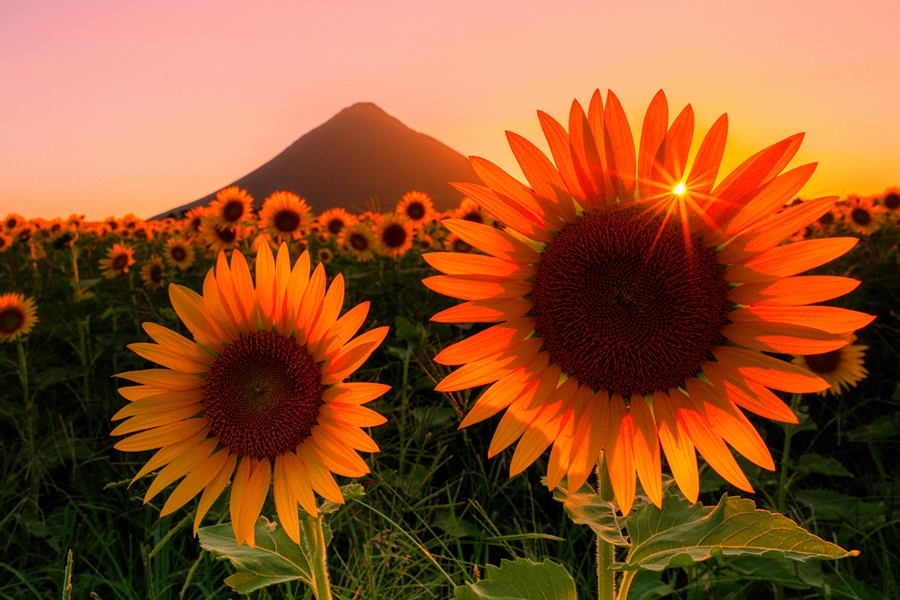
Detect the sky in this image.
<box><xmin>1</xmin><ymin>0</ymin><xmax>899</xmax><ymax>220</ymax></box>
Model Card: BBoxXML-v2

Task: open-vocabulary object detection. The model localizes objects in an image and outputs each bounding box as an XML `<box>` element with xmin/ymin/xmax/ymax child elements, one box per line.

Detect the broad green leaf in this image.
<box><xmin>619</xmin><ymin>493</ymin><xmax>858</xmax><ymax>571</ymax></box>
<box><xmin>198</xmin><ymin>516</ymin><xmax>314</xmax><ymax>593</ymax></box>
<box><xmin>454</xmin><ymin>558</ymin><xmax>577</xmax><ymax>600</ymax></box>
<box><xmin>549</xmin><ymin>478</ymin><xmax>629</xmax><ymax>546</ymax></box>
<box><xmin>793</xmin><ymin>453</ymin><xmax>853</xmax><ymax>478</ymax></box>
<box><xmin>846</xmin><ymin>414</ymin><xmax>900</xmax><ymax>442</ymax></box>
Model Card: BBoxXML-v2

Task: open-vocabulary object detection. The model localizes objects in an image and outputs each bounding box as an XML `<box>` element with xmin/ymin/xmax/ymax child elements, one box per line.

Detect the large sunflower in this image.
<box><xmin>112</xmin><ymin>243</ymin><xmax>390</xmax><ymax>547</ymax></box>
<box><xmin>423</xmin><ymin>89</ymin><xmax>873</xmax><ymax>515</ymax></box>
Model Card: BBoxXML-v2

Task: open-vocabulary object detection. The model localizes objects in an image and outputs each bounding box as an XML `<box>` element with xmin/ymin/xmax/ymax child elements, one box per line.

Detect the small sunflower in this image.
<box><xmin>259</xmin><ymin>191</ymin><xmax>313</xmax><ymax>241</ymax></box>
<box><xmin>3</xmin><ymin>213</ymin><xmax>25</xmax><ymax>232</ymax></box>
<box><xmin>374</xmin><ymin>214</ymin><xmax>414</xmax><ymax>258</ymax></box>
<box><xmin>792</xmin><ymin>334</ymin><xmax>868</xmax><ymax>396</ymax></box>
<box><xmin>840</xmin><ymin>196</ymin><xmax>881</xmax><ymax>235</ymax></box>
<box><xmin>184</xmin><ymin>206</ymin><xmax>209</xmax><ymax>235</ymax></box>
<box><xmin>318</xmin><ymin>208</ymin><xmax>358</xmax><ymax>242</ymax></box>
<box><xmin>396</xmin><ymin>191</ymin><xmax>436</xmax><ymax>229</ymax></box>
<box><xmin>443</xmin><ymin>233</ymin><xmax>472</xmax><ymax>253</ymax></box>
<box><xmin>424</xmin><ymin>89</ymin><xmax>873</xmax><ymax>515</ymax></box>
<box><xmin>200</xmin><ymin>216</ymin><xmax>242</xmax><ymax>254</ymax></box>
<box><xmin>0</xmin><ymin>293</ymin><xmax>38</xmax><ymax>343</ymax></box>
<box><xmin>0</xmin><ymin>234</ymin><xmax>13</xmax><ymax>253</ymax></box>
<box><xmin>111</xmin><ymin>243</ymin><xmax>390</xmax><ymax>547</ymax></box>
<box><xmin>880</xmin><ymin>189</ymin><xmax>900</xmax><ymax>214</ymax></box>
<box><xmin>164</xmin><ymin>238</ymin><xmax>196</xmax><ymax>271</ymax></box>
<box><xmin>318</xmin><ymin>247</ymin><xmax>334</xmax><ymax>264</ymax></box>
<box><xmin>342</xmin><ymin>222</ymin><xmax>376</xmax><ymax>262</ymax></box>
<box><xmin>140</xmin><ymin>256</ymin><xmax>165</xmax><ymax>291</ymax></box>
<box><xmin>414</xmin><ymin>233</ymin><xmax>435</xmax><ymax>252</ymax></box>
<box><xmin>453</xmin><ymin>198</ymin><xmax>495</xmax><ymax>227</ymax></box>
<box><xmin>99</xmin><ymin>244</ymin><xmax>136</xmax><ymax>279</ymax></box>
<box><xmin>209</xmin><ymin>187</ymin><xmax>254</xmax><ymax>229</ymax></box>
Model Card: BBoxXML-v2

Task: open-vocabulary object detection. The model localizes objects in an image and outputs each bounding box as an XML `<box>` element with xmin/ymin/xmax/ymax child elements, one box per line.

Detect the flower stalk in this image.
<box><xmin>596</xmin><ymin>453</ymin><xmax>616</xmax><ymax>600</ymax></box>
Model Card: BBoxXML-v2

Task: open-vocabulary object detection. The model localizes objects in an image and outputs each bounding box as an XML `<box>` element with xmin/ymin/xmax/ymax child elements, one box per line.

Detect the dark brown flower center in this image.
<box><xmin>112</xmin><ymin>254</ymin><xmax>129</xmax><ymax>271</ymax></box>
<box><xmin>274</xmin><ymin>209</ymin><xmax>301</xmax><ymax>233</ymax></box>
<box><xmin>818</xmin><ymin>211</ymin><xmax>834</xmax><ymax>225</ymax></box>
<box><xmin>222</xmin><ymin>200</ymin><xmax>245</xmax><ymax>223</ymax></box>
<box><xmin>452</xmin><ymin>238</ymin><xmax>472</xmax><ymax>253</ymax></box>
<box><xmin>405</xmin><ymin>202</ymin><xmax>426</xmax><ymax>221</ymax></box>
<box><xmin>171</xmin><ymin>246</ymin><xmax>187</xmax><ymax>262</ymax></box>
<box><xmin>884</xmin><ymin>192</ymin><xmax>900</xmax><ymax>211</ymax></box>
<box><xmin>327</xmin><ymin>218</ymin><xmax>344</xmax><ymax>235</ymax></box>
<box><xmin>851</xmin><ymin>207</ymin><xmax>871</xmax><ymax>226</ymax></box>
<box><xmin>216</xmin><ymin>227</ymin><xmax>237</xmax><ymax>243</ymax></box>
<box><xmin>462</xmin><ymin>211</ymin><xmax>483</xmax><ymax>223</ymax></box>
<box><xmin>349</xmin><ymin>232</ymin><xmax>369</xmax><ymax>251</ymax></box>
<box><xmin>202</xmin><ymin>331</ymin><xmax>324</xmax><ymax>459</ymax></box>
<box><xmin>530</xmin><ymin>207</ymin><xmax>731</xmax><ymax>397</ymax></box>
<box><xmin>190</xmin><ymin>217</ymin><xmax>202</xmax><ymax>231</ymax></box>
<box><xmin>6</xmin><ymin>218</ymin><xmax>18</xmax><ymax>229</ymax></box>
<box><xmin>382</xmin><ymin>223</ymin><xmax>407</xmax><ymax>248</ymax></box>
<box><xmin>804</xmin><ymin>349</ymin><xmax>842</xmax><ymax>374</ymax></box>
<box><xmin>150</xmin><ymin>265</ymin><xmax>162</xmax><ymax>284</ymax></box>
<box><xmin>0</xmin><ymin>308</ymin><xmax>25</xmax><ymax>335</ymax></box>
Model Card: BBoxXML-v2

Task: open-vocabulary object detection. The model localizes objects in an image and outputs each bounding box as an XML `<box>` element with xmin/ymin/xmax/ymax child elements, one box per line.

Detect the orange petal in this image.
<box><xmin>724</xmin><ymin>237</ymin><xmax>858</xmax><ymax>281</ymax></box>
<box><xmin>629</xmin><ymin>394</ymin><xmax>662</xmax><ymax>508</ymax></box>
<box><xmin>722</xmin><ymin>321</ymin><xmax>850</xmax><ymax>354</ymax></box>
<box><xmin>435</xmin><ymin>338</ymin><xmax>542</xmax><ymax>392</ymax></box>
<box><xmin>322</xmin><ymin>382</ymin><xmax>390</xmax><ymax>406</ymax></box>
<box><xmin>282</xmin><ymin>450</ymin><xmax>319</xmax><ymax>517</ymax></box>
<box><xmin>702</xmin><ymin>361</ymin><xmax>798</xmax><ymax>423</ymax></box>
<box><xmin>228</xmin><ymin>251</ymin><xmax>257</xmax><ymax>332</ymax></box>
<box><xmin>538</xmin><ymin>110</ymin><xmax>587</xmax><ymax>201</ymax></box>
<box><xmin>255</xmin><ymin>242</ymin><xmax>276</xmax><ymax>330</ymax></box>
<box><xmin>312</xmin><ymin>301</ymin><xmax>370</xmax><ymax>362</ymax></box>
<box><xmin>113</xmin><ymin>419</ymin><xmax>208</xmax><ymax>452</ymax></box>
<box><xmin>229</xmin><ymin>457</ymin><xmax>254</xmax><ymax>545</ymax></box>
<box><xmin>115</xmin><ymin>369</ymin><xmax>203</xmax><ymax>390</ymax></box>
<box><xmin>712</xmin><ymin>346</ymin><xmax>828</xmax><ymax>393</ymax></box>
<box><xmin>111</xmin><ymin>403</ymin><xmax>204</xmax><ymax>436</ymax></box>
<box><xmin>321</xmin><ymin>326</ymin><xmax>389</xmax><ymax>384</ymax></box>
<box><xmin>726</xmin><ymin>275</ymin><xmax>860</xmax><ymax>307</ymax></box>
<box><xmin>725</xmin><ymin>163</ymin><xmax>817</xmax><ymax>235</ymax></box>
<box><xmin>509</xmin><ymin>400</ymin><xmax>566</xmax><ymax>476</ymax></box>
<box><xmin>295</xmin><ymin>263</ymin><xmax>326</xmax><ymax>345</ymax></box>
<box><xmin>458</xmin><ymin>355</ymin><xmax>550</xmax><ymax>428</ymax></box>
<box><xmin>471</xmin><ymin>156</ymin><xmax>563</xmax><ymax>232</ymax></box>
<box><xmin>442</xmin><ymin>218</ymin><xmax>542</xmax><ymax>263</ymax></box>
<box><xmin>605</xmin><ymin>394</ymin><xmax>636</xmax><ymax>516</ymax></box>
<box><xmin>685</xmin><ymin>378</ymin><xmax>774</xmax><ymax>471</ymax></box>
<box><xmin>566</xmin><ymin>387</ymin><xmax>608</xmax><ymax>493</ymax></box>
<box><xmin>282</xmin><ymin>250</ymin><xmax>311</xmax><ymax>336</ymax></box>
<box><xmin>273</xmin><ymin>455</ymin><xmax>300</xmax><ymax>544</ymax></box>
<box><xmin>169</xmin><ymin>284</ymin><xmax>222</xmax><ymax>349</ymax></box>
<box><xmin>112</xmin><ymin>389</ymin><xmax>204</xmax><ymax>420</ymax></box>
<box><xmin>307</xmin><ymin>431</ymin><xmax>369</xmax><ymax>477</ymax></box>
<box><xmin>319</xmin><ymin>403</ymin><xmax>386</xmax><ymax>429</ymax></box>
<box><xmin>307</xmin><ymin>274</ymin><xmax>344</xmax><ymax>348</ymax></box>
<box><xmin>433</xmin><ymin>318</ymin><xmax>533</xmax><ymax>365</ymax></box>
<box><xmin>431</xmin><ymin>298</ymin><xmax>532</xmax><ymax>324</ymax></box>
<box><xmin>423</xmin><ymin>252</ymin><xmax>534</xmax><ymax>279</ymax></box>
<box><xmin>567</xmin><ymin>99</ymin><xmax>606</xmax><ymax>210</ymax></box>
<box><xmin>239</xmin><ymin>458</ymin><xmax>272</xmax><ymax>548</ymax></box>
<box><xmin>670</xmin><ymin>389</ymin><xmax>753</xmax><ymax>493</ymax></box>
<box><xmin>193</xmin><ymin>451</ymin><xmax>237</xmax><ymax>534</ymax></box>
<box><xmin>685</xmin><ymin>113</ymin><xmax>728</xmax><ymax>203</ymax></box>
<box><xmin>160</xmin><ymin>448</ymin><xmax>230</xmax><ymax>517</ymax></box>
<box><xmin>728</xmin><ymin>305</ymin><xmax>875</xmax><ymax>335</ymax></box>
<box><xmin>637</xmin><ymin>90</ymin><xmax>669</xmax><ymax>200</ymax></box>
<box><xmin>603</xmin><ymin>90</ymin><xmax>636</xmax><ymax>200</ymax></box>
<box><xmin>422</xmin><ymin>274</ymin><xmax>531</xmax><ymax>301</ymax></box>
<box><xmin>652</xmin><ymin>391</ymin><xmax>699</xmax><ymax>503</ymax></box>
<box><xmin>142</xmin><ymin>323</ymin><xmax>213</xmax><ymax>365</ymax></box>
<box><xmin>127</xmin><ymin>343</ymin><xmax>210</xmax><ymax>374</ymax></box>
<box><xmin>144</xmin><ymin>437</ymin><xmax>217</xmax><ymax>504</ymax></box>
<box><xmin>506</xmin><ymin>130</ymin><xmax>577</xmax><ymax>222</ymax></box>
<box><xmin>487</xmin><ymin>395</ymin><xmax>543</xmax><ymax>458</ymax></box>
<box><xmin>202</xmin><ymin>270</ymin><xmax>240</xmax><ymax>345</ymax></box>
<box><xmin>296</xmin><ymin>444</ymin><xmax>344</xmax><ymax>504</ymax></box>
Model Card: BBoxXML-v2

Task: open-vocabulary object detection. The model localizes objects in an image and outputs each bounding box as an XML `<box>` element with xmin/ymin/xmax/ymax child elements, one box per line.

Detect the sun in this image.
<box><xmin>423</xmin><ymin>89</ymin><xmax>873</xmax><ymax>515</ymax></box>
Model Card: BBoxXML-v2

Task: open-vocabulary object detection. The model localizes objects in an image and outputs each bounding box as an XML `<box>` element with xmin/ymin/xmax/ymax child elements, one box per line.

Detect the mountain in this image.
<box><xmin>153</xmin><ymin>103</ymin><xmax>481</xmax><ymax>218</ymax></box>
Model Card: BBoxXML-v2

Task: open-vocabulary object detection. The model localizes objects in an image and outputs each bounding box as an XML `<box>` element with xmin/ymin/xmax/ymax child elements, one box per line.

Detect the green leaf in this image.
<box><xmin>845</xmin><ymin>414</ymin><xmax>900</xmax><ymax>442</ymax></box>
<box><xmin>454</xmin><ymin>558</ymin><xmax>577</xmax><ymax>600</ymax></box>
<box><xmin>198</xmin><ymin>516</ymin><xmax>317</xmax><ymax>593</ymax></box>
<box><xmin>794</xmin><ymin>489</ymin><xmax>883</xmax><ymax>522</ymax></box>
<box><xmin>395</xmin><ymin>316</ymin><xmax>425</xmax><ymax>344</ymax></box>
<box><xmin>549</xmin><ymin>479</ymin><xmax>630</xmax><ymax>546</ymax></box>
<box><xmin>793</xmin><ymin>453</ymin><xmax>854</xmax><ymax>477</ymax></box>
<box><xmin>619</xmin><ymin>493</ymin><xmax>859</xmax><ymax>571</ymax></box>
<box><xmin>318</xmin><ymin>483</ymin><xmax>365</xmax><ymax>515</ymax></box>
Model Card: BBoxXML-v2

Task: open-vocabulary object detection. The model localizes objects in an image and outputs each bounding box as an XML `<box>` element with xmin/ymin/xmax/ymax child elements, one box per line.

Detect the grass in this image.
<box><xmin>0</xmin><ymin>216</ymin><xmax>898</xmax><ymax>599</ymax></box>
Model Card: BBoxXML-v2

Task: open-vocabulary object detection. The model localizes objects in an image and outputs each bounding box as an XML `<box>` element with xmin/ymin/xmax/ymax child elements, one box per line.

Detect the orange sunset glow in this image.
<box><xmin>1</xmin><ymin>0</ymin><xmax>898</xmax><ymax>220</ymax></box>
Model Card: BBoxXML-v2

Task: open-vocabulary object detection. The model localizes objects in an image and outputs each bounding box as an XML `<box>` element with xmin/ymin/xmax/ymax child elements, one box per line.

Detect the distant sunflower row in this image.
<box><xmin>0</xmin><ymin>189</ymin><xmax>497</xmax><ymax>287</ymax></box>
<box><xmin>791</xmin><ymin>189</ymin><xmax>900</xmax><ymax>239</ymax></box>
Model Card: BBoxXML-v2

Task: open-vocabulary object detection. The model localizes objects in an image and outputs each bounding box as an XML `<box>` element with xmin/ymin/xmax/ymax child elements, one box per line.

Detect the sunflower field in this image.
<box><xmin>2</xmin><ymin>92</ymin><xmax>900</xmax><ymax>600</ymax></box>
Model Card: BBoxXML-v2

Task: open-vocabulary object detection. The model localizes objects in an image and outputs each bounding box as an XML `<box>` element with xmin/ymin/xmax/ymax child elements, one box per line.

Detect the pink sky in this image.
<box><xmin>1</xmin><ymin>0</ymin><xmax>898</xmax><ymax>220</ymax></box>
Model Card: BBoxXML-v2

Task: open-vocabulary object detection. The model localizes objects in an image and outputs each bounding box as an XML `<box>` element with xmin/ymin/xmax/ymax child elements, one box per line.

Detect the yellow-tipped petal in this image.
<box><xmin>160</xmin><ymin>448</ymin><xmax>230</xmax><ymax>517</ymax></box>
<box><xmin>605</xmin><ymin>395</ymin><xmax>636</xmax><ymax>516</ymax></box>
<box><xmin>282</xmin><ymin>450</ymin><xmax>319</xmax><ymax>517</ymax></box>
<box><xmin>274</xmin><ymin>456</ymin><xmax>301</xmax><ymax>544</ymax></box>
<box><xmin>629</xmin><ymin>394</ymin><xmax>662</xmax><ymax>508</ymax></box>
<box><xmin>194</xmin><ymin>451</ymin><xmax>238</xmax><ymax>534</ymax></box>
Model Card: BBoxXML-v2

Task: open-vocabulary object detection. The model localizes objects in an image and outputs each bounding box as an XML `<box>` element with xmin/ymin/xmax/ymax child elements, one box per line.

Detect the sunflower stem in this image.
<box><xmin>596</xmin><ymin>453</ymin><xmax>617</xmax><ymax>600</ymax></box>
<box><xmin>777</xmin><ymin>394</ymin><xmax>802</xmax><ymax>516</ymax></box>
<box><xmin>17</xmin><ymin>340</ymin><xmax>38</xmax><ymax>518</ymax></box>
<box><xmin>299</xmin><ymin>513</ymin><xmax>333</xmax><ymax>600</ymax></box>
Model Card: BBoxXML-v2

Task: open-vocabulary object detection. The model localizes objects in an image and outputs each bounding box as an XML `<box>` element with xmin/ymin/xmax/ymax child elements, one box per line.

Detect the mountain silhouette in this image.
<box><xmin>154</xmin><ymin>103</ymin><xmax>481</xmax><ymax>218</ymax></box>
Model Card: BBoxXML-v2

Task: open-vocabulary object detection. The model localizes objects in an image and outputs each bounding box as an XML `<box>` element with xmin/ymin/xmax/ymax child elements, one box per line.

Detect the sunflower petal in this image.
<box><xmin>726</xmin><ymin>275</ymin><xmax>860</xmax><ymax>307</ymax></box>
<box><xmin>321</xmin><ymin>382</ymin><xmax>390</xmax><ymax>406</ymax></box>
<box><xmin>441</xmin><ymin>218</ymin><xmax>542</xmax><ymax>264</ymax></box>
<box><xmin>431</xmin><ymin>298</ymin><xmax>533</xmax><ymax>324</ymax></box>
<box><xmin>115</xmin><ymin>369</ymin><xmax>203</xmax><ymax>390</ymax></box>
<box><xmin>629</xmin><ymin>394</ymin><xmax>662</xmax><ymax>508</ymax></box>
<box><xmin>113</xmin><ymin>419</ymin><xmax>208</xmax><ymax>452</ymax></box>
<box><xmin>423</xmin><ymin>252</ymin><xmax>534</xmax><ymax>279</ymax></box>
<box><xmin>144</xmin><ymin>438</ymin><xmax>217</xmax><ymax>504</ymax></box>
<box><xmin>296</xmin><ymin>444</ymin><xmax>344</xmax><ymax>504</ymax></box>
<box><xmin>653</xmin><ymin>390</ymin><xmax>699</xmax><ymax>502</ymax></box>
<box><xmin>724</xmin><ymin>238</ymin><xmax>858</xmax><ymax>281</ymax></box>
<box><xmin>282</xmin><ymin>450</ymin><xmax>319</xmax><ymax>517</ymax></box>
<box><xmin>728</xmin><ymin>305</ymin><xmax>875</xmax><ymax>335</ymax></box>
<box><xmin>433</xmin><ymin>318</ymin><xmax>533</xmax><ymax>365</ymax></box>
<box><xmin>603</xmin><ymin>90</ymin><xmax>636</xmax><ymax>200</ymax></box>
<box><xmin>160</xmin><ymin>448</ymin><xmax>230</xmax><ymax>517</ymax></box>
<box><xmin>321</xmin><ymin>326</ymin><xmax>389</xmax><ymax>384</ymax></box>
<box><xmin>274</xmin><ymin>455</ymin><xmax>301</xmax><ymax>544</ymax></box>
<box><xmin>194</xmin><ymin>451</ymin><xmax>237</xmax><ymax>534</ymax></box>
<box><xmin>435</xmin><ymin>338</ymin><xmax>542</xmax><ymax>392</ymax></box>
<box><xmin>422</xmin><ymin>275</ymin><xmax>531</xmax><ymax>301</ymax></box>
<box><xmin>605</xmin><ymin>394</ymin><xmax>636</xmax><ymax>516</ymax></box>
<box><xmin>712</xmin><ymin>346</ymin><xmax>829</xmax><ymax>393</ymax></box>
<box><xmin>722</xmin><ymin>321</ymin><xmax>849</xmax><ymax>354</ymax></box>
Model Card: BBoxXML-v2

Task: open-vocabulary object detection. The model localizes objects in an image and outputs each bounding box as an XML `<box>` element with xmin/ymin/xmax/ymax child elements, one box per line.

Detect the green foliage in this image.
<box><xmin>620</xmin><ymin>493</ymin><xmax>858</xmax><ymax>572</ymax></box>
<box><xmin>454</xmin><ymin>558</ymin><xmax>577</xmax><ymax>600</ymax></box>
